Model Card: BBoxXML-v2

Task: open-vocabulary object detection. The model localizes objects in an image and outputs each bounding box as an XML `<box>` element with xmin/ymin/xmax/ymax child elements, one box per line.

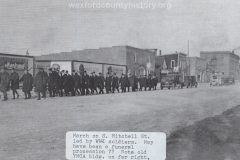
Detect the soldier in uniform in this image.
<box><xmin>0</xmin><ymin>67</ymin><xmax>10</xmax><ymax>101</ymax></box>
<box><xmin>90</xmin><ymin>71</ymin><xmax>98</xmax><ymax>95</ymax></box>
<box><xmin>52</xmin><ymin>68</ymin><xmax>60</xmax><ymax>97</ymax></box>
<box><xmin>10</xmin><ymin>68</ymin><xmax>19</xmax><ymax>99</ymax></box>
<box><xmin>48</xmin><ymin>68</ymin><xmax>54</xmax><ymax>97</ymax></box>
<box><xmin>142</xmin><ymin>75</ymin><xmax>147</xmax><ymax>91</ymax></box>
<box><xmin>72</xmin><ymin>70</ymin><xmax>81</xmax><ymax>96</ymax></box>
<box><xmin>139</xmin><ymin>75</ymin><xmax>143</xmax><ymax>91</ymax></box>
<box><xmin>98</xmin><ymin>72</ymin><xmax>105</xmax><ymax>94</ymax></box>
<box><xmin>128</xmin><ymin>74</ymin><xmax>134</xmax><ymax>92</ymax></box>
<box><xmin>20</xmin><ymin>69</ymin><xmax>34</xmax><ymax>99</ymax></box>
<box><xmin>125</xmin><ymin>74</ymin><xmax>130</xmax><ymax>92</ymax></box>
<box><xmin>147</xmin><ymin>75</ymin><xmax>152</xmax><ymax>91</ymax></box>
<box><xmin>112</xmin><ymin>73</ymin><xmax>119</xmax><ymax>93</ymax></box>
<box><xmin>119</xmin><ymin>73</ymin><xmax>126</xmax><ymax>93</ymax></box>
<box><xmin>82</xmin><ymin>71</ymin><xmax>90</xmax><ymax>95</ymax></box>
<box><xmin>34</xmin><ymin>68</ymin><xmax>48</xmax><ymax>100</ymax></box>
<box><xmin>105</xmin><ymin>72</ymin><xmax>112</xmax><ymax>94</ymax></box>
<box><xmin>59</xmin><ymin>70</ymin><xmax>64</xmax><ymax>97</ymax></box>
<box><xmin>133</xmin><ymin>75</ymin><xmax>138</xmax><ymax>92</ymax></box>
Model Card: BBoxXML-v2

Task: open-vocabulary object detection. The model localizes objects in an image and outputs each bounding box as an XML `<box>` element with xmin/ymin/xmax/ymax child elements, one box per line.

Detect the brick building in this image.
<box><xmin>200</xmin><ymin>51</ymin><xmax>240</xmax><ymax>81</ymax></box>
<box><xmin>155</xmin><ymin>52</ymin><xmax>187</xmax><ymax>81</ymax></box>
<box><xmin>35</xmin><ymin>46</ymin><xmax>155</xmax><ymax>77</ymax></box>
<box><xmin>187</xmin><ymin>57</ymin><xmax>207</xmax><ymax>82</ymax></box>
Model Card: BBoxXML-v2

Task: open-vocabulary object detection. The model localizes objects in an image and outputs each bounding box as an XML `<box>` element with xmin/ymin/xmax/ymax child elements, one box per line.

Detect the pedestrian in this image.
<box><xmin>142</xmin><ymin>75</ymin><xmax>147</xmax><ymax>91</ymax></box>
<box><xmin>112</xmin><ymin>73</ymin><xmax>119</xmax><ymax>93</ymax></box>
<box><xmin>72</xmin><ymin>70</ymin><xmax>81</xmax><ymax>96</ymax></box>
<box><xmin>98</xmin><ymin>72</ymin><xmax>105</xmax><ymax>94</ymax></box>
<box><xmin>90</xmin><ymin>71</ymin><xmax>98</xmax><ymax>95</ymax></box>
<box><xmin>139</xmin><ymin>75</ymin><xmax>143</xmax><ymax>91</ymax></box>
<box><xmin>105</xmin><ymin>72</ymin><xmax>112</xmax><ymax>94</ymax></box>
<box><xmin>10</xmin><ymin>68</ymin><xmax>19</xmax><ymax>99</ymax></box>
<box><xmin>125</xmin><ymin>74</ymin><xmax>130</xmax><ymax>92</ymax></box>
<box><xmin>52</xmin><ymin>68</ymin><xmax>60</xmax><ymax>97</ymax></box>
<box><xmin>133</xmin><ymin>75</ymin><xmax>138</xmax><ymax>91</ymax></box>
<box><xmin>128</xmin><ymin>74</ymin><xmax>134</xmax><ymax>91</ymax></box>
<box><xmin>34</xmin><ymin>68</ymin><xmax>48</xmax><ymax>100</ymax></box>
<box><xmin>82</xmin><ymin>70</ymin><xmax>90</xmax><ymax>95</ymax></box>
<box><xmin>19</xmin><ymin>69</ymin><xmax>33</xmax><ymax>99</ymax></box>
<box><xmin>0</xmin><ymin>67</ymin><xmax>10</xmax><ymax>101</ymax></box>
<box><xmin>147</xmin><ymin>75</ymin><xmax>152</xmax><ymax>91</ymax></box>
<box><xmin>59</xmin><ymin>70</ymin><xmax>64</xmax><ymax>97</ymax></box>
<box><xmin>119</xmin><ymin>73</ymin><xmax>126</xmax><ymax>93</ymax></box>
<box><xmin>48</xmin><ymin>68</ymin><xmax>54</xmax><ymax>97</ymax></box>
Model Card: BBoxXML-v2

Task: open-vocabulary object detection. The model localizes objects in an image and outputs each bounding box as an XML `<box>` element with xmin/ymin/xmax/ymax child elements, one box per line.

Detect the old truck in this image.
<box><xmin>160</xmin><ymin>74</ymin><xmax>184</xmax><ymax>90</ymax></box>
<box><xmin>184</xmin><ymin>75</ymin><xmax>198</xmax><ymax>88</ymax></box>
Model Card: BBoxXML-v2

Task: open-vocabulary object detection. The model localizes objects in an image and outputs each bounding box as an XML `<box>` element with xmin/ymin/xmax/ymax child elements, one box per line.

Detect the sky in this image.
<box><xmin>0</xmin><ymin>0</ymin><xmax>240</xmax><ymax>57</ymax></box>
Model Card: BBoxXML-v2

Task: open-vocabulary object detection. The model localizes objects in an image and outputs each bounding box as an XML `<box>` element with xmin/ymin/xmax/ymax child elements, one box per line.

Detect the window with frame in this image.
<box><xmin>171</xmin><ymin>60</ymin><xmax>175</xmax><ymax>68</ymax></box>
<box><xmin>134</xmin><ymin>53</ymin><xmax>137</xmax><ymax>62</ymax></box>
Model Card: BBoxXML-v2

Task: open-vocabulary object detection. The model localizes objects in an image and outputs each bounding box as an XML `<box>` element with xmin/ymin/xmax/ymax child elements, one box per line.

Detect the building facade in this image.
<box><xmin>35</xmin><ymin>46</ymin><xmax>155</xmax><ymax>76</ymax></box>
<box><xmin>0</xmin><ymin>53</ymin><xmax>35</xmax><ymax>77</ymax></box>
<box><xmin>188</xmin><ymin>57</ymin><xmax>207</xmax><ymax>82</ymax></box>
<box><xmin>155</xmin><ymin>52</ymin><xmax>187</xmax><ymax>81</ymax></box>
<box><xmin>200</xmin><ymin>51</ymin><xmax>240</xmax><ymax>81</ymax></box>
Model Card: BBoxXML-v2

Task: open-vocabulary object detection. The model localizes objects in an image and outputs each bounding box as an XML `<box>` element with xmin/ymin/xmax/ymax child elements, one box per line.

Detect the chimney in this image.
<box><xmin>159</xmin><ymin>50</ymin><xmax>161</xmax><ymax>55</ymax></box>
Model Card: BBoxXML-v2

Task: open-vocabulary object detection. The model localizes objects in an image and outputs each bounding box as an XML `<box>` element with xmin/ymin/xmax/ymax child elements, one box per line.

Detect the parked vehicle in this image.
<box><xmin>160</xmin><ymin>74</ymin><xmax>184</xmax><ymax>90</ymax></box>
<box><xmin>184</xmin><ymin>76</ymin><xmax>198</xmax><ymax>88</ymax></box>
<box><xmin>210</xmin><ymin>75</ymin><xmax>222</xmax><ymax>86</ymax></box>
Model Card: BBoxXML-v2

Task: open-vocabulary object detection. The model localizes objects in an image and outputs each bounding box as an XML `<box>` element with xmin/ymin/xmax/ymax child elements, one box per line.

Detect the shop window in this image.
<box><xmin>171</xmin><ymin>60</ymin><xmax>175</xmax><ymax>68</ymax></box>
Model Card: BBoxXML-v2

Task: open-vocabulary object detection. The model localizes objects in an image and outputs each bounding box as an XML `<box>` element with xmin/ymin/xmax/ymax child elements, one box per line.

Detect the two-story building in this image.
<box><xmin>155</xmin><ymin>52</ymin><xmax>187</xmax><ymax>82</ymax></box>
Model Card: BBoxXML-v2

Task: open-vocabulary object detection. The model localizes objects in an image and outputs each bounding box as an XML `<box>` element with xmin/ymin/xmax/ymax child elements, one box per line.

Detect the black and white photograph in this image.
<box><xmin>0</xmin><ymin>0</ymin><xmax>240</xmax><ymax>159</ymax></box>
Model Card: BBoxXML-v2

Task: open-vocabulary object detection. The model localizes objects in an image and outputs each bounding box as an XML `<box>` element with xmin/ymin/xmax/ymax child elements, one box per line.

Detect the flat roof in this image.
<box><xmin>0</xmin><ymin>53</ymin><xmax>35</xmax><ymax>58</ymax></box>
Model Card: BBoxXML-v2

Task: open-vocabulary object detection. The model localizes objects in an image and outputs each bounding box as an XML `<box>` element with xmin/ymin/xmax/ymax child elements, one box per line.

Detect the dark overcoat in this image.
<box><xmin>20</xmin><ymin>73</ymin><xmax>33</xmax><ymax>92</ymax></box>
<box><xmin>34</xmin><ymin>71</ymin><xmax>48</xmax><ymax>92</ymax></box>
<box><xmin>10</xmin><ymin>72</ymin><xmax>19</xmax><ymax>90</ymax></box>
<box><xmin>0</xmin><ymin>71</ymin><xmax>10</xmax><ymax>92</ymax></box>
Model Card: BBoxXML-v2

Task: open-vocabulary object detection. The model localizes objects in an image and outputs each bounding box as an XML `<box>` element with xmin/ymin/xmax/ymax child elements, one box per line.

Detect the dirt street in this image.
<box><xmin>0</xmin><ymin>84</ymin><xmax>239</xmax><ymax>160</ymax></box>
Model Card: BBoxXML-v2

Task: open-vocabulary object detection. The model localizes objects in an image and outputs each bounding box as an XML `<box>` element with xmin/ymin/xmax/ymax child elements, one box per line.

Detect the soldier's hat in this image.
<box><xmin>114</xmin><ymin>73</ymin><xmax>116</xmax><ymax>75</ymax></box>
<box><xmin>72</xmin><ymin>70</ymin><xmax>75</xmax><ymax>72</ymax></box>
<box><xmin>61</xmin><ymin>70</ymin><xmax>65</xmax><ymax>72</ymax></box>
<box><xmin>48</xmin><ymin>68</ymin><xmax>52</xmax><ymax>71</ymax></box>
<box><xmin>92</xmin><ymin>71</ymin><xmax>95</xmax><ymax>74</ymax></box>
<box><xmin>99</xmin><ymin>72</ymin><xmax>102</xmax><ymax>75</ymax></box>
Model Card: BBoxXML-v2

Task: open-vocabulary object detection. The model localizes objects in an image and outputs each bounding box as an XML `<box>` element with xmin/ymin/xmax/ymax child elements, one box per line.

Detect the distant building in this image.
<box><xmin>200</xmin><ymin>51</ymin><xmax>240</xmax><ymax>81</ymax></box>
<box><xmin>155</xmin><ymin>52</ymin><xmax>187</xmax><ymax>81</ymax></box>
<box><xmin>35</xmin><ymin>46</ymin><xmax>155</xmax><ymax>77</ymax></box>
<box><xmin>0</xmin><ymin>53</ymin><xmax>35</xmax><ymax>77</ymax></box>
<box><xmin>187</xmin><ymin>57</ymin><xmax>207</xmax><ymax>82</ymax></box>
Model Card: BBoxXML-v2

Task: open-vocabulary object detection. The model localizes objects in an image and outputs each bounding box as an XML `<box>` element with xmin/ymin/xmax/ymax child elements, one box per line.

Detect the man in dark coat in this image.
<box><xmin>0</xmin><ymin>67</ymin><xmax>10</xmax><ymax>101</ymax></box>
<box><xmin>82</xmin><ymin>71</ymin><xmax>90</xmax><ymax>95</ymax></box>
<box><xmin>63</xmin><ymin>70</ymin><xmax>74</xmax><ymax>96</ymax></box>
<box><xmin>52</xmin><ymin>68</ymin><xmax>60</xmax><ymax>97</ymax></box>
<box><xmin>90</xmin><ymin>71</ymin><xmax>98</xmax><ymax>95</ymax></box>
<box><xmin>10</xmin><ymin>68</ymin><xmax>19</xmax><ymax>99</ymax></box>
<box><xmin>133</xmin><ymin>75</ymin><xmax>138</xmax><ymax>92</ymax></box>
<box><xmin>139</xmin><ymin>75</ymin><xmax>143</xmax><ymax>91</ymax></box>
<box><xmin>151</xmin><ymin>75</ymin><xmax>158</xmax><ymax>90</ymax></box>
<box><xmin>112</xmin><ymin>73</ymin><xmax>119</xmax><ymax>93</ymax></box>
<box><xmin>147</xmin><ymin>75</ymin><xmax>152</xmax><ymax>91</ymax></box>
<box><xmin>20</xmin><ymin>69</ymin><xmax>33</xmax><ymax>99</ymax></box>
<box><xmin>119</xmin><ymin>73</ymin><xmax>126</xmax><ymax>93</ymax></box>
<box><xmin>72</xmin><ymin>70</ymin><xmax>81</xmax><ymax>96</ymax></box>
<box><xmin>48</xmin><ymin>68</ymin><xmax>54</xmax><ymax>97</ymax></box>
<box><xmin>34</xmin><ymin>68</ymin><xmax>48</xmax><ymax>100</ymax></box>
<box><xmin>105</xmin><ymin>72</ymin><xmax>112</xmax><ymax>94</ymax></box>
<box><xmin>125</xmin><ymin>74</ymin><xmax>130</xmax><ymax>92</ymax></box>
<box><xmin>128</xmin><ymin>74</ymin><xmax>134</xmax><ymax>91</ymax></box>
<box><xmin>97</xmin><ymin>72</ymin><xmax>105</xmax><ymax>94</ymax></box>
<box><xmin>59</xmin><ymin>70</ymin><xmax>64</xmax><ymax>97</ymax></box>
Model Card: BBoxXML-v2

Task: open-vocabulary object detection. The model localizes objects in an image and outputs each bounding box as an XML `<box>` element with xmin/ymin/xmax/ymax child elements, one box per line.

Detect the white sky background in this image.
<box><xmin>0</xmin><ymin>0</ymin><xmax>240</xmax><ymax>57</ymax></box>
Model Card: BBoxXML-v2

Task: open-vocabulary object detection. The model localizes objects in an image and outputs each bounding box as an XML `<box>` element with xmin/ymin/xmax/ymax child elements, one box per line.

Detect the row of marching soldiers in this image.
<box><xmin>0</xmin><ymin>66</ymin><xmax>158</xmax><ymax>101</ymax></box>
